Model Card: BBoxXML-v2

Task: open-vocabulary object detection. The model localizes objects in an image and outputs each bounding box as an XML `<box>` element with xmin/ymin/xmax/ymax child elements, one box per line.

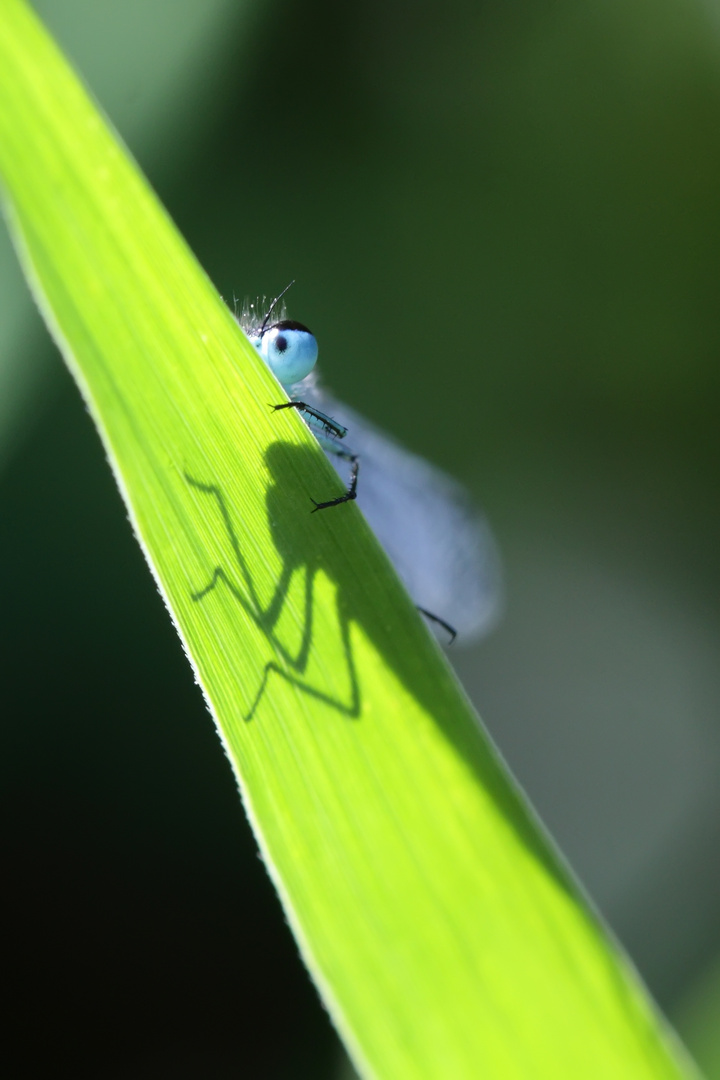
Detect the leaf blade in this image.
<box><xmin>0</xmin><ymin>2</ymin><xmax>699</xmax><ymax>1077</ymax></box>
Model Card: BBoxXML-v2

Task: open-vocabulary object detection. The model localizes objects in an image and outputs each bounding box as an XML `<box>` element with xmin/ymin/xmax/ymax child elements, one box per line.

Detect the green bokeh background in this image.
<box><xmin>3</xmin><ymin>0</ymin><xmax>720</xmax><ymax>1075</ymax></box>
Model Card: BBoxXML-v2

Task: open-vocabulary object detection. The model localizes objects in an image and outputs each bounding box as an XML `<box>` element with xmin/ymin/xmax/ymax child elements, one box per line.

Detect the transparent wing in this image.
<box><xmin>295</xmin><ymin>378</ymin><xmax>503</xmax><ymax>643</ymax></box>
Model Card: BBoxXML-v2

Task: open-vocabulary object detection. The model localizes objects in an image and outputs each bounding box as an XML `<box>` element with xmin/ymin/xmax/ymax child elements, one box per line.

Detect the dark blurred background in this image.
<box><xmin>2</xmin><ymin>0</ymin><xmax>720</xmax><ymax>1075</ymax></box>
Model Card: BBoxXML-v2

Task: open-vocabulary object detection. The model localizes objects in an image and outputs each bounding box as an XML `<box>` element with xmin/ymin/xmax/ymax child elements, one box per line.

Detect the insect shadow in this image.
<box><xmin>186</xmin><ymin>442</ymin><xmax>388</xmax><ymax>722</ymax></box>
<box><xmin>185</xmin><ymin>447</ymin><xmax>586</xmax><ymax>905</ymax></box>
<box><xmin>186</xmin><ymin>440</ymin><xmax>460</xmax><ymax>722</ymax></box>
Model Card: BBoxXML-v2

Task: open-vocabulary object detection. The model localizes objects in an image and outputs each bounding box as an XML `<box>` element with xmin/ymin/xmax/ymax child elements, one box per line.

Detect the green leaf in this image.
<box><xmin>0</xmin><ymin>2</ymin><xmax>700</xmax><ymax>1076</ymax></box>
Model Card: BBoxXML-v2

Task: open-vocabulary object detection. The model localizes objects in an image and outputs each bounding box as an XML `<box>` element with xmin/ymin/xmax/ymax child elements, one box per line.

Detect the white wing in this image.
<box><xmin>295</xmin><ymin>377</ymin><xmax>502</xmax><ymax>643</ymax></box>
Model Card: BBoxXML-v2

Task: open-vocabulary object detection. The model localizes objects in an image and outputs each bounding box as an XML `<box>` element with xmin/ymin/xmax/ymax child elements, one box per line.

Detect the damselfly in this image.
<box><xmin>239</xmin><ymin>285</ymin><xmax>501</xmax><ymax>642</ymax></box>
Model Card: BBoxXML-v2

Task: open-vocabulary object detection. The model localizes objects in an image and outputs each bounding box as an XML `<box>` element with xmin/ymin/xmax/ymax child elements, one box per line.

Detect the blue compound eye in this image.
<box><xmin>257</xmin><ymin>319</ymin><xmax>318</xmax><ymax>387</ymax></box>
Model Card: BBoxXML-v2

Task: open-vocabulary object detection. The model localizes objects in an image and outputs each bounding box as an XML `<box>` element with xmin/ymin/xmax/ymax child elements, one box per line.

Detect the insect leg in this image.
<box><xmin>416</xmin><ymin>607</ymin><xmax>457</xmax><ymax>644</ymax></box>
<box><xmin>273</xmin><ymin>401</ymin><xmax>360</xmax><ymax>511</ymax></box>
<box><xmin>310</xmin><ymin>450</ymin><xmax>359</xmax><ymax>512</ymax></box>
<box><xmin>272</xmin><ymin>400</ymin><xmax>347</xmax><ymax>440</ymax></box>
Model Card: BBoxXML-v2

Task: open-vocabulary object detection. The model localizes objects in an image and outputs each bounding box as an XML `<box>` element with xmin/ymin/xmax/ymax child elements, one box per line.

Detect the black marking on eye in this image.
<box><xmin>275</xmin><ymin>334</ymin><xmax>287</xmax><ymax>353</ymax></box>
<box><xmin>273</xmin><ymin>319</ymin><xmax>312</xmax><ymax>334</ymax></box>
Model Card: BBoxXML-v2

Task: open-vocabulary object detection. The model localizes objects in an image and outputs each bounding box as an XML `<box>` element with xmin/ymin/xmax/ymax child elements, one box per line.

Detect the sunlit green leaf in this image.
<box><xmin>0</xmin><ymin>2</ymin><xmax>699</xmax><ymax>1076</ymax></box>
